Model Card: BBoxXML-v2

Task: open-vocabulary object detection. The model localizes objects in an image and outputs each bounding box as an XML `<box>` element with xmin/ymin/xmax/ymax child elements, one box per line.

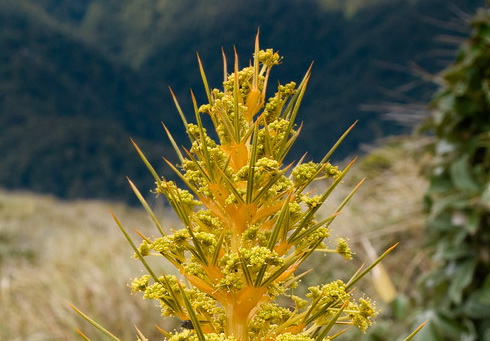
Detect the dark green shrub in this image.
<box><xmin>420</xmin><ymin>7</ymin><xmax>490</xmax><ymax>340</ymax></box>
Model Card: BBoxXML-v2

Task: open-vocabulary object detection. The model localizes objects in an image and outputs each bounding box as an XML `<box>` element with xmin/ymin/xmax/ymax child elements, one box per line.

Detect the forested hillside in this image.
<box><xmin>0</xmin><ymin>0</ymin><xmax>484</xmax><ymax>202</ymax></box>
<box><xmin>0</xmin><ymin>10</ymin><xmax>172</xmax><ymax>202</ymax></box>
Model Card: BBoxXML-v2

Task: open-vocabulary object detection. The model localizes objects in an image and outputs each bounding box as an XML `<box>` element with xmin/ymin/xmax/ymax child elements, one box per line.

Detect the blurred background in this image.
<box><xmin>0</xmin><ymin>0</ymin><xmax>484</xmax><ymax>203</ymax></box>
<box><xmin>0</xmin><ymin>0</ymin><xmax>488</xmax><ymax>340</ymax></box>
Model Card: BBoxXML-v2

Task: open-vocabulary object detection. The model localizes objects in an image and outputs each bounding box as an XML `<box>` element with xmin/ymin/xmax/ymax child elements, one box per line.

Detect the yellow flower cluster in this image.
<box><xmin>347</xmin><ymin>298</ymin><xmax>377</xmax><ymax>333</ymax></box>
<box><xmin>121</xmin><ymin>36</ymin><xmax>382</xmax><ymax>341</ymax></box>
<box><xmin>168</xmin><ymin>330</ymin><xmax>238</xmax><ymax>341</ymax></box>
<box><xmin>275</xmin><ymin>333</ymin><xmax>316</xmax><ymax>341</ymax></box>
<box><xmin>336</xmin><ymin>238</ymin><xmax>353</xmax><ymax>260</ymax></box>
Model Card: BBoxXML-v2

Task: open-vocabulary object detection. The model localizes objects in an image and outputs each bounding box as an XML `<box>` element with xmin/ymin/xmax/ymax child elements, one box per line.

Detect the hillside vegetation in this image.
<box><xmin>0</xmin><ymin>0</ymin><xmax>483</xmax><ymax>202</ymax></box>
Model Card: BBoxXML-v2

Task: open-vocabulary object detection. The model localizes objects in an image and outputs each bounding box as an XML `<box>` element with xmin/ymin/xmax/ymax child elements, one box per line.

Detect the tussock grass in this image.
<box><xmin>0</xmin><ymin>189</ymin><xmax>178</xmax><ymax>340</ymax></box>
<box><xmin>329</xmin><ymin>137</ymin><xmax>427</xmax><ymax>252</ymax></box>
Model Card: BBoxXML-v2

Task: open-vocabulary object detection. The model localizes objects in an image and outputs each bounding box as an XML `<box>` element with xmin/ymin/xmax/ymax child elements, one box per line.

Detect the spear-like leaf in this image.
<box><xmin>75</xmin><ymin>329</ymin><xmax>94</xmax><ymax>341</ymax></box>
<box><xmin>346</xmin><ymin>243</ymin><xmax>399</xmax><ymax>290</ymax></box>
<box><xmin>211</xmin><ymin>230</ymin><xmax>226</xmax><ymax>266</ymax></box>
<box><xmin>285</xmin><ymin>65</ymin><xmax>312</xmax><ymax>123</ymax></box>
<box><xmin>196</xmin><ymin>53</ymin><xmax>213</xmax><ymax>105</ymax></box>
<box><xmin>328</xmin><ymin>328</ymin><xmax>350</xmax><ymax>340</ymax></box>
<box><xmin>403</xmin><ymin>321</ymin><xmax>428</xmax><ymax>341</ymax></box>
<box><xmin>222</xmin><ymin>47</ymin><xmax>228</xmax><ymax>89</ymax></box>
<box><xmin>127</xmin><ymin>178</ymin><xmax>166</xmax><ymax>237</ymax></box>
<box><xmin>254</xmin><ymin>198</ymin><xmax>290</xmax><ymax>287</ymax></box>
<box><xmin>215</xmin><ymin>166</ymin><xmax>246</xmax><ymax>205</ymax></box>
<box><xmin>314</xmin><ymin>302</ymin><xmax>349</xmax><ymax>341</ymax></box>
<box><xmin>289</xmin><ymin>212</ymin><xmax>339</xmax><ymax>244</ymax></box>
<box><xmin>333</xmin><ymin>178</ymin><xmax>365</xmax><ymax>216</ymax></box>
<box><xmin>70</xmin><ymin>304</ymin><xmax>121</xmax><ymax>341</ymax></box>
<box><xmin>233</xmin><ymin>47</ymin><xmax>242</xmax><ymax>142</ymax></box>
<box><xmin>131</xmin><ymin>138</ymin><xmax>161</xmax><ymax>185</ymax></box>
<box><xmin>162</xmin><ymin>123</ymin><xmax>184</xmax><ymax>163</ymax></box>
<box><xmin>182</xmin><ymin>148</ymin><xmax>212</xmax><ymax>184</ymax></box>
<box><xmin>179</xmin><ymin>284</ymin><xmax>206</xmax><ymax>341</ymax></box>
<box><xmin>261</xmin><ymin>121</ymin><xmax>274</xmax><ymax>157</ymax></box>
<box><xmin>252</xmin><ymin>31</ymin><xmax>260</xmax><ymax>91</ymax></box>
<box><xmin>155</xmin><ymin>325</ymin><xmax>173</xmax><ymax>339</ymax></box>
<box><xmin>162</xmin><ymin>158</ymin><xmax>203</xmax><ymax>206</ymax></box>
<box><xmin>319</xmin><ymin>121</ymin><xmax>357</xmax><ymax>165</ymax></box>
<box><xmin>260</xmin><ymin>256</ymin><xmax>300</xmax><ymax>287</ymax></box>
<box><xmin>280</xmin><ymin>64</ymin><xmax>312</xmax><ymax>121</ymax></box>
<box><xmin>246</xmin><ymin>123</ymin><xmax>260</xmax><ymax>203</ymax></box>
<box><xmin>134</xmin><ymin>326</ymin><xmax>149</xmax><ymax>341</ymax></box>
<box><xmin>240</xmin><ymin>253</ymin><xmax>255</xmax><ymax>286</ymax></box>
<box><xmin>113</xmin><ymin>213</ymin><xmax>159</xmax><ymax>282</ymax></box>
<box><xmin>276</xmin><ymin>68</ymin><xmax>311</xmax><ymax>158</ymax></box>
<box><xmin>191</xmin><ymin>90</ymin><xmax>214</xmax><ymax>181</ymax></box>
<box><xmin>169</xmin><ymin>87</ymin><xmax>189</xmax><ymax>129</ymax></box>
<box><xmin>267</xmin><ymin>192</ymin><xmax>292</xmax><ymax>250</ymax></box>
<box><xmin>277</xmin><ymin>123</ymin><xmax>303</xmax><ymax>164</ymax></box>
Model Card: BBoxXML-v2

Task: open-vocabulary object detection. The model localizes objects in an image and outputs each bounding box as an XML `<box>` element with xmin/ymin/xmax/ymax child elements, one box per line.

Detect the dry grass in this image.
<box><xmin>325</xmin><ymin>136</ymin><xmax>429</xmax><ymax>281</ymax></box>
<box><xmin>0</xmin><ymin>189</ymin><xmax>180</xmax><ymax>340</ymax></box>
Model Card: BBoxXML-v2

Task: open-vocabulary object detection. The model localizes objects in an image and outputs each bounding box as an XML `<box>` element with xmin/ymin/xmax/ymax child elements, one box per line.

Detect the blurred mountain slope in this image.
<box><xmin>0</xmin><ymin>8</ymin><xmax>170</xmax><ymax>202</ymax></box>
<box><xmin>0</xmin><ymin>0</ymin><xmax>484</xmax><ymax>202</ymax></box>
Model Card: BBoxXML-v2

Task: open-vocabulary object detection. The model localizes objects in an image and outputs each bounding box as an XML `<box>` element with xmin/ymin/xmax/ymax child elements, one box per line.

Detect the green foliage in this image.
<box><xmin>420</xmin><ymin>7</ymin><xmax>490</xmax><ymax>340</ymax></box>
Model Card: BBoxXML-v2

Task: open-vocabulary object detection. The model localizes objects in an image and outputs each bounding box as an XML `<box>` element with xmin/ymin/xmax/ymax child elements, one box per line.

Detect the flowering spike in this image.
<box><xmin>97</xmin><ymin>38</ymin><xmax>388</xmax><ymax>341</ymax></box>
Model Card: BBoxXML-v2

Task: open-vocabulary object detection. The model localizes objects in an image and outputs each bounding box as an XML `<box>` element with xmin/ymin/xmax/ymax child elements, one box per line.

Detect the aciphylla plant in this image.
<box><xmin>73</xmin><ymin>35</ymin><xmax>408</xmax><ymax>341</ymax></box>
